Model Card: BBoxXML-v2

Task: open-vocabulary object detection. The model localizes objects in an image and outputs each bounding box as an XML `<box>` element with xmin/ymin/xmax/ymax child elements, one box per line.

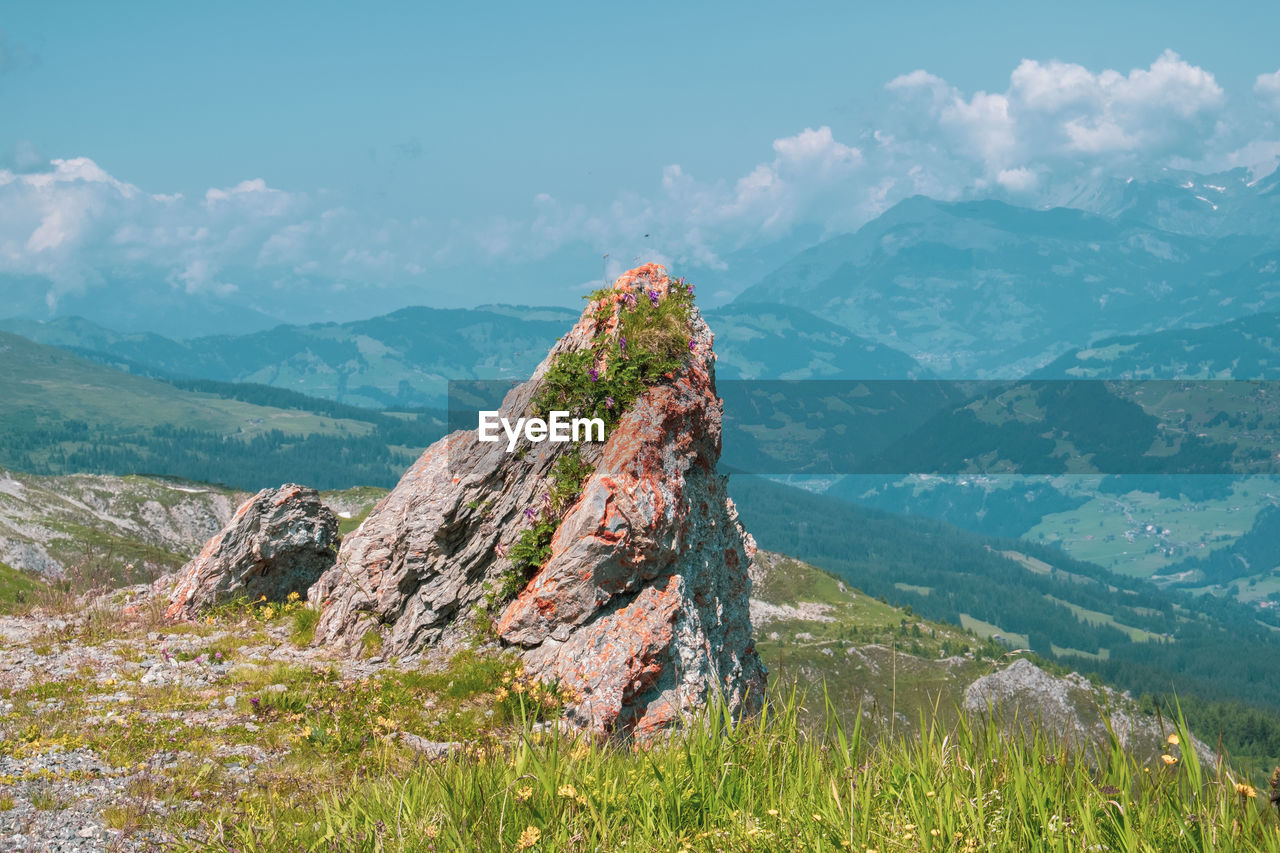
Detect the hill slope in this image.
<box><xmin>0</xmin><ymin>331</ymin><xmax>444</xmax><ymax>489</ymax></box>
<box><xmin>729</xmin><ymin>476</ymin><xmax>1280</xmax><ymax>718</ymax></box>
<box><xmin>1038</xmin><ymin>306</ymin><xmax>1280</xmax><ymax>379</ymax></box>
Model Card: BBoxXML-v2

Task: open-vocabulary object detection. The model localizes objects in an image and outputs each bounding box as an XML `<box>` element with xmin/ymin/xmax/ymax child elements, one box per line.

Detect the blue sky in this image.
<box><xmin>4</xmin><ymin>1</ymin><xmax>1280</xmax><ymax>323</ymax></box>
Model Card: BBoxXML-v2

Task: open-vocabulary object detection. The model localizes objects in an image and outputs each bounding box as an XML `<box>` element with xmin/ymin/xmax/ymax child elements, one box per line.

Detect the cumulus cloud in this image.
<box><xmin>887</xmin><ymin>49</ymin><xmax>1224</xmax><ymax>173</ymax></box>
<box><xmin>1258</xmin><ymin>69</ymin><xmax>1280</xmax><ymax>113</ymax></box>
<box><xmin>475</xmin><ymin>51</ymin><xmax>1267</xmax><ymax>276</ymax></box>
<box><xmin>0</xmin><ymin>157</ymin><xmax>443</xmax><ymax>312</ymax></box>
<box><xmin>4</xmin><ymin>51</ymin><xmax>1280</xmax><ymax>315</ymax></box>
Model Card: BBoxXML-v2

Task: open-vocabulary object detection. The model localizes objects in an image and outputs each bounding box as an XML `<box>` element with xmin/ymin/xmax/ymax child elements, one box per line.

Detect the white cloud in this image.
<box><xmin>996</xmin><ymin>167</ymin><xmax>1038</xmax><ymax>192</ymax></box>
<box><xmin>1258</xmin><ymin>69</ymin><xmax>1280</xmax><ymax>113</ymax></box>
<box><xmin>0</xmin><ymin>157</ymin><xmax>436</xmax><ymax>308</ymax></box>
<box><xmin>2</xmin><ymin>51</ymin><xmax>1279</xmax><ymax>316</ymax></box>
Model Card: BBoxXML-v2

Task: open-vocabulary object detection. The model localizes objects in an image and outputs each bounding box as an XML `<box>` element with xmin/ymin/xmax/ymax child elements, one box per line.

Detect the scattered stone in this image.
<box><xmin>398</xmin><ymin>733</ymin><xmax>463</xmax><ymax>761</ymax></box>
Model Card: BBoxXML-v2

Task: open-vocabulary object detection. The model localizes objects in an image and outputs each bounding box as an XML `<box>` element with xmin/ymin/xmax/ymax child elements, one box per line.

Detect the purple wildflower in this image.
<box><xmin>647</xmin><ymin>289</ymin><xmax>660</xmax><ymax>307</ymax></box>
<box><xmin>623</xmin><ymin>292</ymin><xmax>637</xmax><ymax>309</ymax></box>
<box><xmin>619</xmin><ymin>336</ymin><xmax>627</xmax><ymax>351</ymax></box>
<box><xmin>494</xmin><ymin>542</ymin><xmax>509</xmax><ymax>558</ymax></box>
<box><xmin>688</xmin><ymin>339</ymin><xmax>696</xmax><ymax>352</ymax></box>
<box><xmin>588</xmin><ymin>367</ymin><xmax>599</xmax><ymax>382</ymax></box>
<box><xmin>524</xmin><ymin>506</ymin><xmax>537</xmax><ymax>521</ymax></box>
<box><xmin>250</xmin><ymin>696</ymin><xmax>260</xmax><ymax>708</ymax></box>
<box><xmin>215</xmin><ymin>651</ymin><xmax>223</xmax><ymax>661</ymax></box>
<box><xmin>605</xmin><ymin>396</ymin><xmax>614</xmax><ymax>409</ymax></box>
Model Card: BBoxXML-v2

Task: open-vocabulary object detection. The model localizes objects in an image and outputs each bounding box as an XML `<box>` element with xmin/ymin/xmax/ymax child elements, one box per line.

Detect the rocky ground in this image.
<box><xmin>0</xmin><ymin>585</ymin><xmax>475</xmax><ymax>852</ymax></box>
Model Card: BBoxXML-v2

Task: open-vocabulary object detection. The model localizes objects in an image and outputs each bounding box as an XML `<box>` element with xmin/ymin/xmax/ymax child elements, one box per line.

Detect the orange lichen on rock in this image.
<box><xmin>496</xmin><ymin>264</ymin><xmax>764</xmax><ymax>738</ymax></box>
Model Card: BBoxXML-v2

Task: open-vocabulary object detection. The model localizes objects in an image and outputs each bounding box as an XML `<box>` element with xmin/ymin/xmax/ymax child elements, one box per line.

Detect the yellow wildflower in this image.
<box><xmin>1237</xmin><ymin>782</ymin><xmax>1258</xmax><ymax>798</ymax></box>
<box><xmin>557</xmin><ymin>784</ymin><xmax>578</xmax><ymax>799</ymax></box>
<box><xmin>1161</xmin><ymin>754</ymin><xmax>1178</xmax><ymax>766</ymax></box>
<box><xmin>495</xmin><ymin>687</ymin><xmax>509</xmax><ymax>701</ymax></box>
<box><xmin>287</xmin><ymin>590</ymin><xmax>300</xmax><ymax>602</ymax></box>
<box><xmin>301</xmin><ymin>726</ymin><xmax>312</xmax><ymax>738</ymax></box>
<box><xmin>515</xmin><ymin>786</ymin><xmax>533</xmax><ymax>803</ymax></box>
<box><xmin>766</xmin><ymin>809</ymin><xmax>779</xmax><ymax>817</ymax></box>
<box><xmin>424</xmin><ymin>824</ymin><xmax>439</xmax><ymax>839</ymax></box>
<box><xmin>812</xmin><ymin>814</ymin><xmax>822</xmax><ymax>822</ymax></box>
<box><xmin>516</xmin><ymin>825</ymin><xmax>541</xmax><ymax>850</ymax></box>
<box><xmin>925</xmin><ymin>790</ymin><xmax>936</xmax><ymax>797</ymax></box>
<box><xmin>1167</xmin><ymin>733</ymin><xmax>1180</xmax><ymax>746</ymax></box>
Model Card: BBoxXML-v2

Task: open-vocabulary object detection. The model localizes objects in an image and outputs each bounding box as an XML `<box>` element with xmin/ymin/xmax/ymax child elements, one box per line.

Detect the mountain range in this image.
<box><xmin>0</xmin><ymin>302</ymin><xmax>929</xmax><ymax>409</ymax></box>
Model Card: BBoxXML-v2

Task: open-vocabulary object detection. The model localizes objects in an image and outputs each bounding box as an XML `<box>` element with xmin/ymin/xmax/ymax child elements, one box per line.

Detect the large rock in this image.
<box><xmin>165</xmin><ymin>485</ymin><xmax>338</xmax><ymax>620</ymax></box>
<box><xmin>965</xmin><ymin>659</ymin><xmax>1213</xmax><ymax>764</ymax></box>
<box><xmin>309</xmin><ymin>263</ymin><xmax>766</xmax><ymax>738</ymax></box>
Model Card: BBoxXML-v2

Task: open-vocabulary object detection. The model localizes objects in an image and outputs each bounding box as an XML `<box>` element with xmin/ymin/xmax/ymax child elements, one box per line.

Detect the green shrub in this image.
<box><xmin>492</xmin><ymin>277</ymin><xmax>698</xmax><ymax>610</ymax></box>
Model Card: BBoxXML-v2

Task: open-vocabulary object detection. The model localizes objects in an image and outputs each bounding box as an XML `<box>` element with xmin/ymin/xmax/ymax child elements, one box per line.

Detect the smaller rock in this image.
<box><xmin>399</xmin><ymin>732</ymin><xmax>462</xmax><ymax>761</ymax></box>
<box><xmin>164</xmin><ymin>484</ymin><xmax>339</xmax><ymax>620</ymax></box>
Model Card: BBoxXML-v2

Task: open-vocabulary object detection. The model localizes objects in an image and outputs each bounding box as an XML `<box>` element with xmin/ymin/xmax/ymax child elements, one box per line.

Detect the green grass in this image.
<box><xmin>179</xmin><ymin>693</ymin><xmax>1280</xmax><ymax>853</ymax></box>
<box><xmin>959</xmin><ymin>613</ymin><xmax>1030</xmax><ymax>649</ymax></box>
<box><xmin>0</xmin><ymin>560</ymin><xmax>42</xmax><ymax>613</ymax></box>
<box><xmin>1029</xmin><ymin>481</ymin><xmax>1267</xmax><ymax>579</ymax></box>
<box><xmin>752</xmin><ymin>553</ymin><xmax>996</xmax><ymax>737</ymax></box>
<box><xmin>0</xmin><ymin>331</ymin><xmax>374</xmax><ymax>441</ymax></box>
<box><xmin>1044</xmin><ymin>594</ymin><xmax>1169</xmax><ymax>643</ymax></box>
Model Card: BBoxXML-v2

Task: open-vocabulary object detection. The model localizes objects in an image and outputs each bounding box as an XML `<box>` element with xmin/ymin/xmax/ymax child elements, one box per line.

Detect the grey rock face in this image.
<box><xmin>164</xmin><ymin>485</ymin><xmax>338</xmax><ymax>620</ymax></box>
<box><xmin>965</xmin><ymin>659</ymin><xmax>1213</xmax><ymax>764</ymax></box>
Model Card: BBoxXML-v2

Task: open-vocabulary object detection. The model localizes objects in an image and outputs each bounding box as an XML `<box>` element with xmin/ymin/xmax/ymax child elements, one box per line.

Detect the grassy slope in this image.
<box><xmin>0</xmin><ymin>330</ymin><xmax>375</xmax><ymax>440</ymax></box>
<box><xmin>751</xmin><ymin>552</ymin><xmax>999</xmax><ymax>737</ymax></box>
<box><xmin>0</xmin><ymin>560</ymin><xmax>39</xmax><ymax>613</ymax></box>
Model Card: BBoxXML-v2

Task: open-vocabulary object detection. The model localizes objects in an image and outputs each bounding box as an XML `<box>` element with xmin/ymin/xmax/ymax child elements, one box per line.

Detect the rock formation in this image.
<box><xmin>965</xmin><ymin>659</ymin><xmax>1213</xmax><ymax>764</ymax></box>
<box><xmin>165</xmin><ymin>485</ymin><xmax>338</xmax><ymax>620</ymax></box>
<box><xmin>309</xmin><ymin>263</ymin><xmax>766</xmax><ymax>738</ymax></box>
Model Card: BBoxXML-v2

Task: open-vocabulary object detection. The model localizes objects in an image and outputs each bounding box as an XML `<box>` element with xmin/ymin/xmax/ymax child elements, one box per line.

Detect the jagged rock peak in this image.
<box><xmin>966</xmin><ymin>659</ymin><xmax>1213</xmax><ymax>764</ymax></box>
<box><xmin>309</xmin><ymin>263</ymin><xmax>766</xmax><ymax>738</ymax></box>
<box><xmin>164</xmin><ymin>484</ymin><xmax>338</xmax><ymax>620</ymax></box>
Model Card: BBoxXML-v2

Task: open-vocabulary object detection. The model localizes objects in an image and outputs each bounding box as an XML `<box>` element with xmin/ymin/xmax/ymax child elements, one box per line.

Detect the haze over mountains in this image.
<box><xmin>0</xmin><ymin>302</ymin><xmax>931</xmax><ymax>409</ymax></box>
<box><xmin>6</xmin><ymin>168</ymin><xmax>1279</xmax><ymax>394</ymax></box>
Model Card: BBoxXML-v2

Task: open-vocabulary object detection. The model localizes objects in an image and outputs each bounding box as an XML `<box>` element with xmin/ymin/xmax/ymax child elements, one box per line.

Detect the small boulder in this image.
<box><xmin>165</xmin><ymin>484</ymin><xmax>338</xmax><ymax>620</ymax></box>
